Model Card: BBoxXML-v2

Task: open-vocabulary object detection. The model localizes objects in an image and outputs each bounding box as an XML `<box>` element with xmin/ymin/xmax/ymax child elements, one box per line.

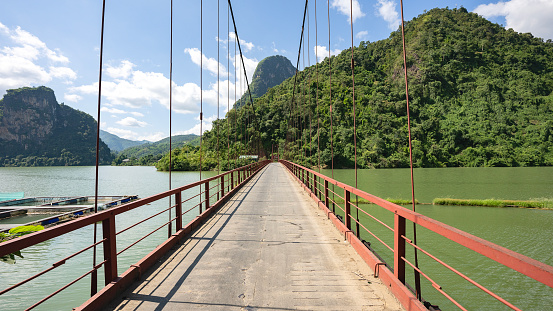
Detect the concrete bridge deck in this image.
<box><xmin>108</xmin><ymin>163</ymin><xmax>402</xmax><ymax>310</ymax></box>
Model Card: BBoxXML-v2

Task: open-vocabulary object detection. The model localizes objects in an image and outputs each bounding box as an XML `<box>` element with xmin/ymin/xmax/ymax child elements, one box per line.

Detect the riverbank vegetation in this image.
<box><xmin>0</xmin><ymin>225</ymin><xmax>44</xmax><ymax>264</ymax></box>
<box><xmin>433</xmin><ymin>198</ymin><xmax>553</xmax><ymax>209</ymax></box>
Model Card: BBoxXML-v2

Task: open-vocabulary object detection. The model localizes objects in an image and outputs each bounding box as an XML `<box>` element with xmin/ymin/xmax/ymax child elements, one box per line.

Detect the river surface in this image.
<box><xmin>0</xmin><ymin>165</ymin><xmax>552</xmax><ymax>310</ymax></box>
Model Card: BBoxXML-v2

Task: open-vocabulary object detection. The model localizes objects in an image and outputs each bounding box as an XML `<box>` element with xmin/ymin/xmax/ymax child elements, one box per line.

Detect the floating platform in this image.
<box><xmin>0</xmin><ymin>195</ymin><xmax>138</xmax><ymax>232</ymax></box>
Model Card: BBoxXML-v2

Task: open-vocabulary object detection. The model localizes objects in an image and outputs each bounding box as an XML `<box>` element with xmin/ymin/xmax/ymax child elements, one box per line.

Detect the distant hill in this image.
<box><xmin>100</xmin><ymin>130</ymin><xmax>149</xmax><ymax>152</ymax></box>
<box><xmin>0</xmin><ymin>86</ymin><xmax>113</xmax><ymax>166</ymax></box>
<box><xmin>166</xmin><ymin>7</ymin><xmax>553</xmax><ymax>170</ymax></box>
<box><xmin>234</xmin><ymin>55</ymin><xmax>295</xmax><ymax>109</ymax></box>
<box><xmin>113</xmin><ymin>134</ymin><xmax>198</xmax><ymax>165</ymax></box>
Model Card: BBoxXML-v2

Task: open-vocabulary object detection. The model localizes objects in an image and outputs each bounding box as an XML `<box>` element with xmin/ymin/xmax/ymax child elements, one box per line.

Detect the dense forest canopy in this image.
<box><xmin>158</xmin><ymin>8</ymin><xmax>553</xmax><ymax>171</ymax></box>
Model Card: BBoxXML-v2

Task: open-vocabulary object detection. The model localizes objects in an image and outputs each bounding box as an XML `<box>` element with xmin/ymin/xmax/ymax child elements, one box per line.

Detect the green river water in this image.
<box><xmin>0</xmin><ymin>165</ymin><xmax>552</xmax><ymax>310</ymax></box>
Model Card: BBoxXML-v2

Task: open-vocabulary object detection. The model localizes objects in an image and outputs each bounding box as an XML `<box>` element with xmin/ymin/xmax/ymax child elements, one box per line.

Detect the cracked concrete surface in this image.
<box><xmin>108</xmin><ymin>163</ymin><xmax>403</xmax><ymax>311</ymax></box>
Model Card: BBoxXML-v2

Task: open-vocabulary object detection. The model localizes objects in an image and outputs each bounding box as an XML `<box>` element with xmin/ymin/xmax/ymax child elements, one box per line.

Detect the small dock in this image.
<box><xmin>108</xmin><ymin>163</ymin><xmax>402</xmax><ymax>310</ymax></box>
<box><xmin>0</xmin><ymin>195</ymin><xmax>138</xmax><ymax>231</ymax></box>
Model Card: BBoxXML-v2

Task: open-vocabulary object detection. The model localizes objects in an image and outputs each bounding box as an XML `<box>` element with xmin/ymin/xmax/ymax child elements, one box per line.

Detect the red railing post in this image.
<box><xmin>220</xmin><ymin>175</ymin><xmax>225</xmax><ymax>198</ymax></box>
<box><xmin>324</xmin><ymin>179</ymin><xmax>329</xmax><ymax>209</ymax></box>
<box><xmin>102</xmin><ymin>214</ymin><xmax>118</xmax><ymax>286</ymax></box>
<box><xmin>311</xmin><ymin>173</ymin><xmax>315</xmax><ymax>194</ymax></box>
<box><xmin>175</xmin><ymin>192</ymin><xmax>182</xmax><ymax>230</ymax></box>
<box><xmin>345</xmin><ymin>189</ymin><xmax>351</xmax><ymax>228</ymax></box>
<box><xmin>394</xmin><ymin>213</ymin><xmax>406</xmax><ymax>284</ymax></box>
<box><xmin>205</xmin><ymin>181</ymin><xmax>210</xmax><ymax>210</ymax></box>
<box><xmin>231</xmin><ymin>171</ymin><xmax>235</xmax><ymax>189</ymax></box>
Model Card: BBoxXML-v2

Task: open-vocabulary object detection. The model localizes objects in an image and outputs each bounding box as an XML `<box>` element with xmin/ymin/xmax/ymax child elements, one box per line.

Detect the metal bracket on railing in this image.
<box><xmin>374</xmin><ymin>262</ymin><xmax>386</xmax><ymax>278</ymax></box>
<box><xmin>344</xmin><ymin>230</ymin><xmax>352</xmax><ymax>241</ymax></box>
<box><xmin>424</xmin><ymin>301</ymin><xmax>442</xmax><ymax>311</ymax></box>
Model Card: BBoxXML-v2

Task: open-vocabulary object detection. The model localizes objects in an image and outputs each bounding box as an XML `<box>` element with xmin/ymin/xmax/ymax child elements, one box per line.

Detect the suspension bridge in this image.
<box><xmin>1</xmin><ymin>0</ymin><xmax>553</xmax><ymax>310</ymax></box>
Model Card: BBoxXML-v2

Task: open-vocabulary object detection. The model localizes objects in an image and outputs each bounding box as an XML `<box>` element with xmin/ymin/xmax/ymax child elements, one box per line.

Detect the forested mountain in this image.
<box><xmin>113</xmin><ymin>134</ymin><xmax>198</xmax><ymax>166</ymax></box>
<box><xmin>158</xmin><ymin>8</ymin><xmax>553</xmax><ymax>171</ymax></box>
<box><xmin>234</xmin><ymin>55</ymin><xmax>296</xmax><ymax>109</ymax></box>
<box><xmin>100</xmin><ymin>130</ymin><xmax>149</xmax><ymax>152</ymax></box>
<box><xmin>0</xmin><ymin>87</ymin><xmax>113</xmax><ymax>166</ymax></box>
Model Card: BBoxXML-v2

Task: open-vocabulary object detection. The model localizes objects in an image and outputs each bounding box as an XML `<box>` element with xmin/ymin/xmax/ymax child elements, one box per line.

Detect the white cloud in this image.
<box><xmin>375</xmin><ymin>0</ymin><xmax>401</xmax><ymax>31</ymax></box>
<box><xmin>314</xmin><ymin>45</ymin><xmax>341</xmax><ymax>63</ymax></box>
<box><xmin>0</xmin><ymin>55</ymin><xmax>51</xmax><ymax>90</ymax></box>
<box><xmin>49</xmin><ymin>66</ymin><xmax>77</xmax><ymax>80</ymax></box>
<box><xmin>106</xmin><ymin>127</ymin><xmax>137</xmax><ymax>140</ymax></box>
<box><xmin>10</xmin><ymin>26</ymin><xmax>69</xmax><ymax>64</ymax></box>
<box><xmin>102</xmin><ymin>107</ymin><xmax>144</xmax><ymax>117</ymax></box>
<box><xmin>474</xmin><ymin>0</ymin><xmax>553</xmax><ymax>40</ymax></box>
<box><xmin>271</xmin><ymin>42</ymin><xmax>287</xmax><ymax>54</ymax></box>
<box><xmin>229</xmin><ymin>32</ymin><xmax>255</xmax><ymax>52</ymax></box>
<box><xmin>185</xmin><ymin>47</ymin><xmax>228</xmax><ymax>77</ymax></box>
<box><xmin>139</xmin><ymin>132</ymin><xmax>164</xmax><ymax>142</ymax></box>
<box><xmin>178</xmin><ymin>114</ymin><xmax>216</xmax><ymax>135</ymax></box>
<box><xmin>116</xmin><ymin>116</ymin><xmax>148</xmax><ymax>127</ymax></box>
<box><xmin>72</xmin><ymin>60</ymin><xmax>246</xmax><ymax>116</ymax></box>
<box><xmin>233</xmin><ymin>54</ymin><xmax>258</xmax><ymax>85</ymax></box>
<box><xmin>331</xmin><ymin>0</ymin><xmax>365</xmax><ymax>23</ymax></box>
<box><xmin>356</xmin><ymin>30</ymin><xmax>369</xmax><ymax>40</ymax></box>
<box><xmin>105</xmin><ymin>127</ymin><xmax>161</xmax><ymax>142</ymax></box>
<box><xmin>0</xmin><ymin>22</ymin><xmax>8</xmax><ymax>34</ymax></box>
<box><xmin>106</xmin><ymin>60</ymin><xmax>135</xmax><ymax>79</ymax></box>
<box><xmin>101</xmin><ymin>107</ymin><xmax>126</xmax><ymax>114</ymax></box>
<box><xmin>0</xmin><ymin>23</ymin><xmax>75</xmax><ymax>94</ymax></box>
<box><xmin>72</xmin><ymin>62</ymin><xmax>197</xmax><ymax>114</ymax></box>
<box><xmin>64</xmin><ymin>94</ymin><xmax>82</xmax><ymax>102</ymax></box>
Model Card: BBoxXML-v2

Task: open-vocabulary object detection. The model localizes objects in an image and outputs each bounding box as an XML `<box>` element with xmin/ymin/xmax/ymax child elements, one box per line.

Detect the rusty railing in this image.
<box><xmin>280</xmin><ymin>159</ymin><xmax>553</xmax><ymax>311</ymax></box>
<box><xmin>0</xmin><ymin>160</ymin><xmax>270</xmax><ymax>310</ymax></box>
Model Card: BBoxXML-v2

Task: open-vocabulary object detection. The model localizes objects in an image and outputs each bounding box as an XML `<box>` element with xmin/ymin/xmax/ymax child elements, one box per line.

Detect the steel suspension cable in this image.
<box><xmin>289</xmin><ymin>0</ymin><xmax>309</xmax><ymax>162</ymax></box>
<box><xmin>217</xmin><ymin>0</ymin><xmax>220</xmax><ymax>178</ymax></box>
<box><xmin>328</xmin><ymin>0</ymin><xmax>335</xmax><ymax>213</ymax></box>
<box><xmin>200</xmin><ymin>0</ymin><xmax>203</xmax><ymax>184</ymax></box>
<box><xmin>168</xmin><ymin>0</ymin><xmax>174</xmax><ymax>238</ymax></box>
<box><xmin>400</xmin><ymin>0</ymin><xmax>422</xmax><ymax>301</ymax></box>
<box><xmin>301</xmin><ymin>30</ymin><xmax>306</xmax><ymax>164</ymax></box>
<box><xmin>307</xmin><ymin>5</ymin><xmax>312</xmax><ymax>168</ymax></box>
<box><xmin>349</xmin><ymin>0</ymin><xmax>360</xmax><ymax>238</ymax></box>
<box><xmin>315</xmin><ymin>0</ymin><xmax>320</xmax><ymax>172</ymax></box>
<box><xmin>227</xmin><ymin>3</ymin><xmax>230</xmax><ymax>169</ymax></box>
<box><xmin>240</xmin><ymin>61</ymin><xmax>244</xmax><ymax>153</ymax></box>
<box><xmin>91</xmin><ymin>0</ymin><xmax>106</xmax><ymax>297</ymax></box>
<box><xmin>228</xmin><ymin>0</ymin><xmax>259</xmax><ymax>154</ymax></box>
<box><xmin>328</xmin><ymin>0</ymin><xmax>333</xmax><ymax>180</ymax></box>
<box><xmin>240</xmin><ymin>59</ymin><xmax>244</xmax><ymax>153</ymax></box>
<box><xmin>234</xmin><ymin>36</ymin><xmax>237</xmax><ymax>166</ymax></box>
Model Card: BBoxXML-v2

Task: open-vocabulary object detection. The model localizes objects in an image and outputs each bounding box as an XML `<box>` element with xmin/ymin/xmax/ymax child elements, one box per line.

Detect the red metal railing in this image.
<box><xmin>280</xmin><ymin>160</ymin><xmax>553</xmax><ymax>311</ymax></box>
<box><xmin>0</xmin><ymin>160</ymin><xmax>270</xmax><ymax>311</ymax></box>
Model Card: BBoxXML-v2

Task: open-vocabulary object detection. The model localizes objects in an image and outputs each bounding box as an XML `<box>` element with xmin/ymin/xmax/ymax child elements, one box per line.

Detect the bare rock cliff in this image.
<box><xmin>0</xmin><ymin>86</ymin><xmax>113</xmax><ymax>166</ymax></box>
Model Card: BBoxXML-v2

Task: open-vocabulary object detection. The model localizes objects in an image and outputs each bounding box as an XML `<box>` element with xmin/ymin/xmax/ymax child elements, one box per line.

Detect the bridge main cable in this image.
<box><xmin>227</xmin><ymin>0</ymin><xmax>260</xmax><ymax>157</ymax></box>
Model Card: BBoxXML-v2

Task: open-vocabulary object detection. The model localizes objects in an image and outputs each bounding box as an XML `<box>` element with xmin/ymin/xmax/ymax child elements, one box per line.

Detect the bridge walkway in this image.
<box><xmin>108</xmin><ymin>162</ymin><xmax>402</xmax><ymax>310</ymax></box>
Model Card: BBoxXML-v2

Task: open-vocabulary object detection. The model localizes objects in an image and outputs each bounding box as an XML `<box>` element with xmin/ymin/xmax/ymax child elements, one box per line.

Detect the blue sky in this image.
<box><xmin>1</xmin><ymin>0</ymin><xmax>552</xmax><ymax>142</ymax></box>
